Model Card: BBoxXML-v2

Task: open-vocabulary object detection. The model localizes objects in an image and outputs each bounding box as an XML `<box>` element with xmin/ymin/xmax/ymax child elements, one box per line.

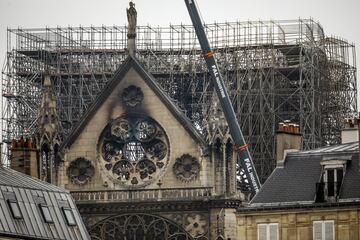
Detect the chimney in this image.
<box><xmin>276</xmin><ymin>121</ymin><xmax>302</xmax><ymax>166</ymax></box>
<box><xmin>10</xmin><ymin>137</ymin><xmax>38</xmax><ymax>178</ymax></box>
<box><xmin>341</xmin><ymin>117</ymin><xmax>359</xmax><ymax>144</ymax></box>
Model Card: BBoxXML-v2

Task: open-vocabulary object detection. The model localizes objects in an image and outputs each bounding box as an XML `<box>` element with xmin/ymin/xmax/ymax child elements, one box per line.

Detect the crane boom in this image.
<box><xmin>184</xmin><ymin>0</ymin><xmax>261</xmax><ymax>195</ymax></box>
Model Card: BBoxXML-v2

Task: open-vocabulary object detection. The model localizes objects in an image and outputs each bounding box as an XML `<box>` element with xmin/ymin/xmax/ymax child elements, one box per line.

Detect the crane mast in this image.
<box><xmin>184</xmin><ymin>0</ymin><xmax>261</xmax><ymax>195</ymax></box>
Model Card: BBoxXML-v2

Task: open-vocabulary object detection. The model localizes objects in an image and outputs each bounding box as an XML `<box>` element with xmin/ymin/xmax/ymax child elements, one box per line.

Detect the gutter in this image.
<box><xmin>238</xmin><ymin>200</ymin><xmax>360</xmax><ymax>212</ymax></box>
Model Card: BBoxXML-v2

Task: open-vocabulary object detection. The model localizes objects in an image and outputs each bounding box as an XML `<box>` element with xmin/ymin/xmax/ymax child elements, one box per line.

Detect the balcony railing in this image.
<box><xmin>71</xmin><ymin>187</ymin><xmax>212</xmax><ymax>203</ymax></box>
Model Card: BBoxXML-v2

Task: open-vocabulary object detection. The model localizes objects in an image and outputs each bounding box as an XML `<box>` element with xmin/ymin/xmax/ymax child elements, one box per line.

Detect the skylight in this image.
<box><xmin>62</xmin><ymin>208</ymin><xmax>76</xmax><ymax>226</ymax></box>
<box><xmin>8</xmin><ymin>200</ymin><xmax>22</xmax><ymax>219</ymax></box>
<box><xmin>39</xmin><ymin>204</ymin><xmax>54</xmax><ymax>223</ymax></box>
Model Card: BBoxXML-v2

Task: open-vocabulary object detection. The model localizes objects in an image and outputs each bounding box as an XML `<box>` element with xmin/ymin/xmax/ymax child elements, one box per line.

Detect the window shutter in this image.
<box><xmin>324</xmin><ymin>221</ymin><xmax>334</xmax><ymax>240</ymax></box>
<box><xmin>313</xmin><ymin>222</ymin><xmax>323</xmax><ymax>240</ymax></box>
<box><xmin>269</xmin><ymin>224</ymin><xmax>278</xmax><ymax>240</ymax></box>
<box><xmin>258</xmin><ymin>224</ymin><xmax>267</xmax><ymax>240</ymax></box>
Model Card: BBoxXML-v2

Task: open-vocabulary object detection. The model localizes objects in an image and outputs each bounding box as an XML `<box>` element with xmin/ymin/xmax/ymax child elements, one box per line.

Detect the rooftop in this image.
<box><xmin>0</xmin><ymin>167</ymin><xmax>89</xmax><ymax>240</ymax></box>
<box><xmin>251</xmin><ymin>141</ymin><xmax>360</xmax><ymax>207</ymax></box>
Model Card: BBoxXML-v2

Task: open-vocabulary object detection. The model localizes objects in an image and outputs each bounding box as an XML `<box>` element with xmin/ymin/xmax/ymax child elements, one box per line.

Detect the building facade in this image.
<box><xmin>55</xmin><ymin>56</ymin><xmax>242</xmax><ymax>239</ymax></box>
<box><xmin>238</xmin><ymin>206</ymin><xmax>360</xmax><ymax>240</ymax></box>
<box><xmin>4</xmin><ymin>3</ymin><xmax>359</xmax><ymax>240</ymax></box>
<box><xmin>240</xmin><ymin>140</ymin><xmax>360</xmax><ymax>240</ymax></box>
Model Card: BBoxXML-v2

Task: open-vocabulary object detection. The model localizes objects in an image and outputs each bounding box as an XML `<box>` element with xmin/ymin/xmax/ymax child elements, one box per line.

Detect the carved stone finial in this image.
<box><xmin>127</xmin><ymin>1</ymin><xmax>137</xmax><ymax>56</ymax></box>
<box><xmin>206</xmin><ymin>93</ymin><xmax>229</xmax><ymax>143</ymax></box>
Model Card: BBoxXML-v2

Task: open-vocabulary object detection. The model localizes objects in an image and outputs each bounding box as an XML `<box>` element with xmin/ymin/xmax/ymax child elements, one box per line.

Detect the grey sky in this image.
<box><xmin>0</xmin><ymin>0</ymin><xmax>359</xmax><ymax>105</ymax></box>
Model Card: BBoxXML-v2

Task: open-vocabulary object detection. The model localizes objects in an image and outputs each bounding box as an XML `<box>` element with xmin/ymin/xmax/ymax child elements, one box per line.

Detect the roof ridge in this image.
<box><xmin>288</xmin><ymin>141</ymin><xmax>358</xmax><ymax>156</ymax></box>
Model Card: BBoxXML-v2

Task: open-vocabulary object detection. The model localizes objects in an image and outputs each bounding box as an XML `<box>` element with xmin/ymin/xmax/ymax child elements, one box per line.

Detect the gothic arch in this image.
<box><xmin>89</xmin><ymin>213</ymin><xmax>194</xmax><ymax>240</ymax></box>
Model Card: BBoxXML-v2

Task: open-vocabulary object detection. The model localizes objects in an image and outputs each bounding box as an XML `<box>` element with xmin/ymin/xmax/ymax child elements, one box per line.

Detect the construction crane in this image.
<box><xmin>184</xmin><ymin>0</ymin><xmax>261</xmax><ymax>196</ymax></box>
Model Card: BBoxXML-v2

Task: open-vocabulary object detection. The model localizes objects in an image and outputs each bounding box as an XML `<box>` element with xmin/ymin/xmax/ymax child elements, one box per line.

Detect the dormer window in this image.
<box><xmin>324</xmin><ymin>168</ymin><xmax>343</xmax><ymax>198</ymax></box>
<box><xmin>316</xmin><ymin>156</ymin><xmax>349</xmax><ymax>202</ymax></box>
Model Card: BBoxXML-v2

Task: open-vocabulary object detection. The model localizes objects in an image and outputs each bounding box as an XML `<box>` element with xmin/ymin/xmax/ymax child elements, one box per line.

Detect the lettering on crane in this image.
<box><xmin>244</xmin><ymin>158</ymin><xmax>259</xmax><ymax>192</ymax></box>
<box><xmin>211</xmin><ymin>65</ymin><xmax>226</xmax><ymax>98</ymax></box>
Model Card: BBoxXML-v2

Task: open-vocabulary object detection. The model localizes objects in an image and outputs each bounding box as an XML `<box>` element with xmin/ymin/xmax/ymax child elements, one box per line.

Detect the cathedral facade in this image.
<box><xmin>56</xmin><ymin>56</ymin><xmax>241</xmax><ymax>239</ymax></box>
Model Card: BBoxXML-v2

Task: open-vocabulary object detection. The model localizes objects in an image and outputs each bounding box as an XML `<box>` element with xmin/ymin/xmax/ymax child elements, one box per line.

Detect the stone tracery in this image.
<box><xmin>89</xmin><ymin>213</ymin><xmax>194</xmax><ymax>240</ymax></box>
<box><xmin>98</xmin><ymin>114</ymin><xmax>169</xmax><ymax>187</ymax></box>
<box><xmin>184</xmin><ymin>214</ymin><xmax>207</xmax><ymax>238</ymax></box>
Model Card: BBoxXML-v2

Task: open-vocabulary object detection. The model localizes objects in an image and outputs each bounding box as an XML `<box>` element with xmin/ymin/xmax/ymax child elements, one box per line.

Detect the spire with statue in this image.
<box><xmin>127</xmin><ymin>1</ymin><xmax>137</xmax><ymax>56</ymax></box>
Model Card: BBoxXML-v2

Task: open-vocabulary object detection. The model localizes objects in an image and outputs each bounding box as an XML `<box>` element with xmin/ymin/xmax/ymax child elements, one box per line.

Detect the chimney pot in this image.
<box><xmin>289</xmin><ymin>123</ymin><xmax>295</xmax><ymax>133</ymax></box>
<box><xmin>278</xmin><ymin>122</ymin><xmax>285</xmax><ymax>132</ymax></box>
<box><xmin>294</xmin><ymin>124</ymin><xmax>300</xmax><ymax>134</ymax></box>
<box><xmin>284</xmin><ymin>124</ymin><xmax>289</xmax><ymax>133</ymax></box>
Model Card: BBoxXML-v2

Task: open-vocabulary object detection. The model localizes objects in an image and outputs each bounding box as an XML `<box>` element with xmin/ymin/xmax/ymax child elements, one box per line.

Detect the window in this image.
<box><xmin>313</xmin><ymin>220</ymin><xmax>334</xmax><ymax>240</ymax></box>
<box><xmin>324</xmin><ymin>168</ymin><xmax>343</xmax><ymax>199</ymax></box>
<box><xmin>257</xmin><ymin>223</ymin><xmax>278</xmax><ymax>240</ymax></box>
<box><xmin>7</xmin><ymin>200</ymin><xmax>22</xmax><ymax>219</ymax></box>
<box><xmin>319</xmin><ymin>157</ymin><xmax>348</xmax><ymax>202</ymax></box>
<box><xmin>62</xmin><ymin>207</ymin><xmax>76</xmax><ymax>226</ymax></box>
<box><xmin>39</xmin><ymin>204</ymin><xmax>53</xmax><ymax>223</ymax></box>
<box><xmin>99</xmin><ymin>114</ymin><xmax>169</xmax><ymax>187</ymax></box>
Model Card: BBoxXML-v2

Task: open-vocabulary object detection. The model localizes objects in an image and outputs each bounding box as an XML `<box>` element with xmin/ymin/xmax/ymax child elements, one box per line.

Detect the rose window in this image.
<box><xmin>98</xmin><ymin>114</ymin><xmax>169</xmax><ymax>187</ymax></box>
<box><xmin>67</xmin><ymin>158</ymin><xmax>95</xmax><ymax>185</ymax></box>
<box><xmin>121</xmin><ymin>85</ymin><xmax>144</xmax><ymax>107</ymax></box>
<box><xmin>173</xmin><ymin>154</ymin><xmax>200</xmax><ymax>182</ymax></box>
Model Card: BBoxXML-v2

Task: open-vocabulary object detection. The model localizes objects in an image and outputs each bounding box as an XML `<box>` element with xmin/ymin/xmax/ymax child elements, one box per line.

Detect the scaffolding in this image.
<box><xmin>1</xmin><ymin>19</ymin><xmax>357</xmax><ymax>182</ymax></box>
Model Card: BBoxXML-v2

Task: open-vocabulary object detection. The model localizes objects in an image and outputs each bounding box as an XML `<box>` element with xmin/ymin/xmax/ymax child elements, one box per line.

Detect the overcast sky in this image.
<box><xmin>0</xmin><ymin>0</ymin><xmax>359</xmax><ymax>105</ymax></box>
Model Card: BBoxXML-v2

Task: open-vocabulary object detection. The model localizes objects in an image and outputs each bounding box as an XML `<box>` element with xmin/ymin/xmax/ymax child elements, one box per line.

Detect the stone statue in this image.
<box><xmin>127</xmin><ymin>1</ymin><xmax>137</xmax><ymax>38</ymax></box>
